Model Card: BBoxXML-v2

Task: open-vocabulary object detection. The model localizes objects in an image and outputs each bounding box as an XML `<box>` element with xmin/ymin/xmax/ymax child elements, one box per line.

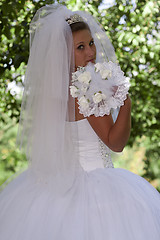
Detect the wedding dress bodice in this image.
<box><xmin>71</xmin><ymin>118</ymin><xmax>114</xmax><ymax>172</ymax></box>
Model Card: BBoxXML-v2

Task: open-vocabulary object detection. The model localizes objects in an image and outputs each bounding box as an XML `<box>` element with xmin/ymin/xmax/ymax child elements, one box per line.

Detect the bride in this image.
<box><xmin>0</xmin><ymin>4</ymin><xmax>160</xmax><ymax>240</ymax></box>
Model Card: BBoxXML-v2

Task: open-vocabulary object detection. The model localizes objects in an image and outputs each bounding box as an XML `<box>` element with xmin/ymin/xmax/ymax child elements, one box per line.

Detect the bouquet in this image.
<box><xmin>70</xmin><ymin>61</ymin><xmax>130</xmax><ymax>117</ymax></box>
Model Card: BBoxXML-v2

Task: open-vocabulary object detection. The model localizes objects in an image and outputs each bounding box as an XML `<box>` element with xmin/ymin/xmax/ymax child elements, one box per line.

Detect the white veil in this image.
<box><xmin>17</xmin><ymin>4</ymin><xmax>118</xmax><ymax>196</ymax></box>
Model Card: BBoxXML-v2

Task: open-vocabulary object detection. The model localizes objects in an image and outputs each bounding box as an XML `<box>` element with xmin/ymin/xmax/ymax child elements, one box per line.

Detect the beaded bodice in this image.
<box><xmin>72</xmin><ymin>119</ymin><xmax>114</xmax><ymax>172</ymax></box>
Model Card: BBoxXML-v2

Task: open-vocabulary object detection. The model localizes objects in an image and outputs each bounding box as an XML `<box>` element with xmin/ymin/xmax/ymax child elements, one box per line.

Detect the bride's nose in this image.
<box><xmin>86</xmin><ymin>46</ymin><xmax>95</xmax><ymax>57</ymax></box>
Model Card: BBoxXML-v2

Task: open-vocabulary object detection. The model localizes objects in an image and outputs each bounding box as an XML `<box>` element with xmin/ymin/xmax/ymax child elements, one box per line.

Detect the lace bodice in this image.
<box><xmin>71</xmin><ymin>119</ymin><xmax>114</xmax><ymax>172</ymax></box>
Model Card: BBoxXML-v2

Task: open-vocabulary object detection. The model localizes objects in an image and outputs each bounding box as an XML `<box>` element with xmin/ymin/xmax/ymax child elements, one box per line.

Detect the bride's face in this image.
<box><xmin>73</xmin><ymin>29</ymin><xmax>96</xmax><ymax>69</ymax></box>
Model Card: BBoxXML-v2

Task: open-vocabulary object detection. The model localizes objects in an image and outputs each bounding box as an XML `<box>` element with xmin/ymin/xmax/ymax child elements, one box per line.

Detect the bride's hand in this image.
<box><xmin>111</xmin><ymin>85</ymin><xmax>118</xmax><ymax>96</ymax></box>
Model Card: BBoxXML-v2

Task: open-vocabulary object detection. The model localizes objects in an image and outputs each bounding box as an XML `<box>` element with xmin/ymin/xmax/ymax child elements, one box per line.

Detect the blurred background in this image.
<box><xmin>0</xmin><ymin>0</ymin><xmax>160</xmax><ymax>191</ymax></box>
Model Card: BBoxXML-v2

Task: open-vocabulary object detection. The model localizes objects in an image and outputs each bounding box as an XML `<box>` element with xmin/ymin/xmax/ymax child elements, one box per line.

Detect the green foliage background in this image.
<box><xmin>0</xmin><ymin>0</ymin><xmax>160</xmax><ymax>190</ymax></box>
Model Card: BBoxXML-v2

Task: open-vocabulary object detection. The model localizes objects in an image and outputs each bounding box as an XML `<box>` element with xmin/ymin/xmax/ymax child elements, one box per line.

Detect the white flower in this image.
<box><xmin>81</xmin><ymin>85</ymin><xmax>88</xmax><ymax>93</ymax></box>
<box><xmin>100</xmin><ymin>69</ymin><xmax>112</xmax><ymax>79</ymax></box>
<box><xmin>94</xmin><ymin>63</ymin><xmax>102</xmax><ymax>72</ymax></box>
<box><xmin>72</xmin><ymin>72</ymin><xmax>77</xmax><ymax>82</ymax></box>
<box><xmin>92</xmin><ymin>92</ymin><xmax>106</xmax><ymax>104</ymax></box>
<box><xmin>79</xmin><ymin>96</ymin><xmax>89</xmax><ymax>110</ymax></box>
<box><xmin>78</xmin><ymin>71</ymin><xmax>91</xmax><ymax>84</ymax></box>
<box><xmin>70</xmin><ymin>86</ymin><xmax>79</xmax><ymax>97</ymax></box>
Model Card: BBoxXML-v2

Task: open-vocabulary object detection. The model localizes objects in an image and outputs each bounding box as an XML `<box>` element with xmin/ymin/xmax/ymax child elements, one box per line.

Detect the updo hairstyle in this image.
<box><xmin>66</xmin><ymin>18</ymin><xmax>90</xmax><ymax>33</ymax></box>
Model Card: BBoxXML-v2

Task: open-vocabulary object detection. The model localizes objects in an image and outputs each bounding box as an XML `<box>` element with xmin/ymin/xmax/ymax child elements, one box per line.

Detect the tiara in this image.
<box><xmin>66</xmin><ymin>14</ymin><xmax>84</xmax><ymax>25</ymax></box>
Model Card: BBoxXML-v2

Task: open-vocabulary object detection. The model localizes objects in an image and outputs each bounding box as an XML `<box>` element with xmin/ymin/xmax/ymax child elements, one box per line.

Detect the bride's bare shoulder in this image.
<box><xmin>75</xmin><ymin>98</ymin><xmax>113</xmax><ymax>141</ymax></box>
<box><xmin>86</xmin><ymin>114</ymin><xmax>114</xmax><ymax>142</ymax></box>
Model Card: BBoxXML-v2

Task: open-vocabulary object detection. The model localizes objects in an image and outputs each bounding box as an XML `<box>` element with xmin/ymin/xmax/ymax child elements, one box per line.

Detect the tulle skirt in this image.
<box><xmin>0</xmin><ymin>167</ymin><xmax>160</xmax><ymax>240</ymax></box>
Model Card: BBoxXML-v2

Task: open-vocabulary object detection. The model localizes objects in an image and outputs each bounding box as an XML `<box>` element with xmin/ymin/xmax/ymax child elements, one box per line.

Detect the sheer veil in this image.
<box><xmin>17</xmin><ymin>4</ymin><xmax>118</xmax><ymax>196</ymax></box>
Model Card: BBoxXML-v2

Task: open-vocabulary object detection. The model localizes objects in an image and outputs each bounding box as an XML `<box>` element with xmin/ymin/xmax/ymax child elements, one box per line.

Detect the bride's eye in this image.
<box><xmin>89</xmin><ymin>39</ymin><xmax>94</xmax><ymax>46</ymax></box>
<box><xmin>77</xmin><ymin>44</ymin><xmax>84</xmax><ymax>50</ymax></box>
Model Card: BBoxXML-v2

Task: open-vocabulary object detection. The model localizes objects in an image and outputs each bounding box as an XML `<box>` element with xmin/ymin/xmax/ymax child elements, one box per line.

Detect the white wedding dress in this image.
<box><xmin>0</xmin><ymin>118</ymin><xmax>160</xmax><ymax>240</ymax></box>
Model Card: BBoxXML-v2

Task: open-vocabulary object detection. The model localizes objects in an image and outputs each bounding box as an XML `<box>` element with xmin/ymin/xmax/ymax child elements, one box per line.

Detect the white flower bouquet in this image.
<box><xmin>70</xmin><ymin>61</ymin><xmax>130</xmax><ymax>117</ymax></box>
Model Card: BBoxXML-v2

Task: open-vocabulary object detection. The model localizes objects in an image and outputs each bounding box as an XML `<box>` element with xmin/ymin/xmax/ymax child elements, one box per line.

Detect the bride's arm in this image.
<box><xmin>87</xmin><ymin>95</ymin><xmax>131</xmax><ymax>152</ymax></box>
